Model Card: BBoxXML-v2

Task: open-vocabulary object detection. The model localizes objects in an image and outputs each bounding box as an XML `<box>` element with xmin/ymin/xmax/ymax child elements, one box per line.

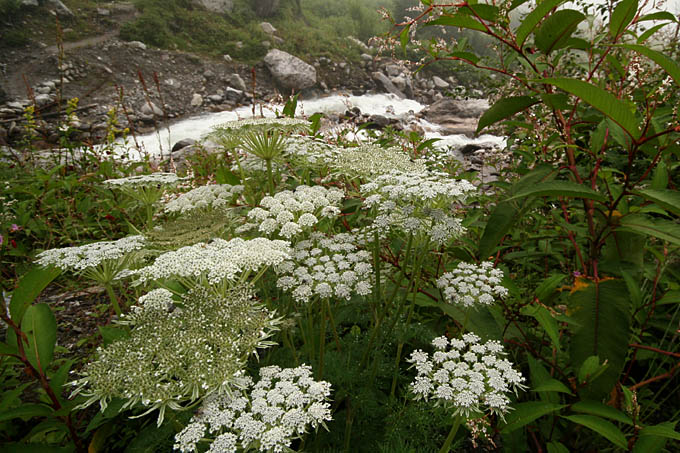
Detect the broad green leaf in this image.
<box><xmin>547</xmin><ymin>442</ymin><xmax>570</xmax><ymax>453</ymax></box>
<box><xmin>657</xmin><ymin>290</ymin><xmax>680</xmax><ymax>306</ymax></box>
<box><xmin>637</xmin><ymin>11</ymin><xmax>677</xmax><ymax>22</ymax></box>
<box><xmin>609</xmin><ymin>0</ymin><xmax>638</xmax><ymax>38</ymax></box>
<box><xmin>478</xmin><ymin>202</ymin><xmax>517</xmax><ymax>259</ymax></box>
<box><xmin>634</xmin><ymin>188</ymin><xmax>680</xmax><ymax>215</ymax></box>
<box><xmin>619</xmin><ymin>214</ymin><xmax>680</xmax><ymax>246</ymax></box>
<box><xmin>639</xmin><ymin>423</ymin><xmax>680</xmax><ymax>441</ymax></box>
<box><xmin>541</xmin><ymin>78</ymin><xmax>640</xmax><ymax>138</ymax></box>
<box><xmin>528</xmin><ymin>356</ymin><xmax>559</xmax><ymax>404</ymax></box>
<box><xmin>9</xmin><ymin>266</ymin><xmax>61</xmax><ymax>324</ymax></box>
<box><xmin>21</xmin><ymin>304</ymin><xmax>57</xmax><ymax>371</ymax></box>
<box><xmin>0</xmin><ymin>341</ymin><xmax>18</xmax><ymax>356</ymax></box>
<box><xmin>448</xmin><ymin>51</ymin><xmax>480</xmax><ymax>64</ymax></box>
<box><xmin>540</xmin><ymin>93</ymin><xmax>570</xmax><ymax>110</ymax></box>
<box><xmin>465</xmin><ymin>3</ymin><xmax>499</xmax><ymax>21</ymax></box>
<box><xmin>2</xmin><ymin>444</ymin><xmax>73</xmax><ymax>453</ymax></box>
<box><xmin>571</xmin><ymin>401</ymin><xmax>633</xmax><ymax>425</ymax></box>
<box><xmin>0</xmin><ymin>404</ymin><xmax>53</xmax><ymax>422</ymax></box>
<box><xmin>570</xmin><ymin>279</ymin><xmax>631</xmax><ymax>398</ymax></box>
<box><xmin>510</xmin><ymin>0</ymin><xmax>531</xmax><ymax>11</ymax></box>
<box><xmin>522</xmin><ymin>305</ymin><xmax>561</xmax><ymax>351</ymax></box>
<box><xmin>501</xmin><ymin>402</ymin><xmax>565</xmax><ymax>433</ymax></box>
<box><xmin>399</xmin><ymin>25</ymin><xmax>410</xmax><ymax>52</ymax></box>
<box><xmin>532</xmin><ymin>379</ymin><xmax>573</xmax><ymax>395</ymax></box>
<box><xmin>650</xmin><ymin>162</ymin><xmax>668</xmax><ymax>190</ymax></box>
<box><xmin>637</xmin><ymin>23</ymin><xmax>668</xmax><ymax>44</ymax></box>
<box><xmin>562</xmin><ymin>415</ymin><xmax>627</xmax><ymax>448</ymax></box>
<box><xmin>506</xmin><ymin>180</ymin><xmax>607</xmax><ymax>202</ymax></box>
<box><xmin>535</xmin><ymin>274</ymin><xmax>566</xmax><ymax>301</ymax></box>
<box><xmin>516</xmin><ymin>0</ymin><xmax>565</xmax><ymax>47</ymax></box>
<box><xmin>49</xmin><ymin>360</ymin><xmax>75</xmax><ymax>403</ymax></box>
<box><xmin>426</xmin><ymin>14</ymin><xmax>486</xmax><ymax>32</ymax></box>
<box><xmin>535</xmin><ymin>10</ymin><xmax>585</xmax><ymax>54</ymax></box>
<box><xmin>477</xmin><ymin>96</ymin><xmax>538</xmax><ymax>133</ymax></box>
<box><xmin>633</xmin><ymin>433</ymin><xmax>667</xmax><ymax>453</ymax></box>
<box><xmin>621</xmin><ymin>44</ymin><xmax>680</xmax><ymax>87</ymax></box>
<box><xmin>578</xmin><ymin>355</ymin><xmax>604</xmax><ymax>383</ymax></box>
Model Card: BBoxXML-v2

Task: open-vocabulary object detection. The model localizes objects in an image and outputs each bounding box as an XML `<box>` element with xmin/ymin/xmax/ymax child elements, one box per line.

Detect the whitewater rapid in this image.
<box><xmin>123</xmin><ymin>93</ymin><xmax>504</xmax><ymax>159</ymax></box>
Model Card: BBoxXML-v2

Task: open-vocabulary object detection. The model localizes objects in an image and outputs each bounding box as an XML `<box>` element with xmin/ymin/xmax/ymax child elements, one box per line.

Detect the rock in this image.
<box><xmin>0</xmin><ymin>85</ymin><xmax>8</xmax><ymax>104</ymax></box>
<box><xmin>235</xmin><ymin>41</ymin><xmax>244</xmax><ymax>49</ymax></box>
<box><xmin>260</xmin><ymin>22</ymin><xmax>277</xmax><ymax>34</ymax></box>
<box><xmin>261</xmin><ymin>40</ymin><xmax>271</xmax><ymax>49</ymax></box>
<box><xmin>347</xmin><ymin>36</ymin><xmax>369</xmax><ymax>50</ymax></box>
<box><xmin>47</xmin><ymin>0</ymin><xmax>74</xmax><ymax>16</ymax></box>
<box><xmin>36</xmin><ymin>86</ymin><xmax>51</xmax><ymax>95</ymax></box>
<box><xmin>432</xmin><ymin>76</ymin><xmax>449</xmax><ymax>89</ymax></box>
<box><xmin>97</xmin><ymin>7</ymin><xmax>110</xmax><ymax>16</ymax></box>
<box><xmin>264</xmin><ymin>49</ymin><xmax>317</xmax><ymax>91</ymax></box>
<box><xmin>420</xmin><ymin>98</ymin><xmax>488</xmax><ymax>120</ymax></box>
<box><xmin>20</xmin><ymin>0</ymin><xmax>39</xmax><ymax>7</ymax></box>
<box><xmin>165</xmin><ymin>78</ymin><xmax>181</xmax><ymax>89</ymax></box>
<box><xmin>272</xmin><ymin>36</ymin><xmax>284</xmax><ymax>44</ymax></box>
<box><xmin>34</xmin><ymin>94</ymin><xmax>52</xmax><ymax>107</ymax></box>
<box><xmin>224</xmin><ymin>87</ymin><xmax>244</xmax><ymax>101</ymax></box>
<box><xmin>361</xmin><ymin>53</ymin><xmax>372</xmax><ymax>62</ymax></box>
<box><xmin>43</xmin><ymin>81</ymin><xmax>56</xmax><ymax>90</ymax></box>
<box><xmin>368</xmin><ymin>114</ymin><xmax>391</xmax><ymax>127</ymax></box>
<box><xmin>140</xmin><ymin>102</ymin><xmax>163</xmax><ymax>116</ymax></box>
<box><xmin>223</xmin><ymin>54</ymin><xmax>233</xmax><ymax>62</ymax></box>
<box><xmin>391</xmin><ymin>76</ymin><xmax>407</xmax><ymax>92</ymax></box>
<box><xmin>191</xmin><ymin>94</ymin><xmax>203</xmax><ymax>107</ymax></box>
<box><xmin>7</xmin><ymin>102</ymin><xmax>25</xmax><ymax>110</ymax></box>
<box><xmin>204</xmin><ymin>69</ymin><xmax>215</xmax><ymax>79</ymax></box>
<box><xmin>372</xmin><ymin>72</ymin><xmax>405</xmax><ymax>99</ymax></box>
<box><xmin>384</xmin><ymin>64</ymin><xmax>401</xmax><ymax>77</ymax></box>
<box><xmin>225</xmin><ymin>73</ymin><xmax>247</xmax><ymax>91</ymax></box>
<box><xmin>192</xmin><ymin>0</ymin><xmax>233</xmax><ymax>13</ymax></box>
<box><xmin>112</xmin><ymin>2</ymin><xmax>137</xmax><ymax>14</ymax></box>
<box><xmin>128</xmin><ymin>41</ymin><xmax>147</xmax><ymax>50</ymax></box>
<box><xmin>207</xmin><ymin>94</ymin><xmax>223</xmax><ymax>103</ymax></box>
<box><xmin>172</xmin><ymin>138</ymin><xmax>196</xmax><ymax>152</ymax></box>
<box><xmin>459</xmin><ymin>144</ymin><xmax>484</xmax><ymax>155</ymax></box>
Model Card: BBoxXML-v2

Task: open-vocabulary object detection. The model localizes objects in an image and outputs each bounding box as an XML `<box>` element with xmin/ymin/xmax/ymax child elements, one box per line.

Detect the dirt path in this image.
<box><xmin>45</xmin><ymin>31</ymin><xmax>118</xmax><ymax>54</ymax></box>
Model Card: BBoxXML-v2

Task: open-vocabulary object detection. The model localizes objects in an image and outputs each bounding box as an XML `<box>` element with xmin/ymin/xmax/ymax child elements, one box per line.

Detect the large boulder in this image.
<box><xmin>192</xmin><ymin>0</ymin><xmax>233</xmax><ymax>13</ymax></box>
<box><xmin>46</xmin><ymin>0</ymin><xmax>74</xmax><ymax>16</ymax></box>
<box><xmin>419</xmin><ymin>98</ymin><xmax>489</xmax><ymax>137</ymax></box>
<box><xmin>372</xmin><ymin>72</ymin><xmax>405</xmax><ymax>99</ymax></box>
<box><xmin>264</xmin><ymin>49</ymin><xmax>316</xmax><ymax>91</ymax></box>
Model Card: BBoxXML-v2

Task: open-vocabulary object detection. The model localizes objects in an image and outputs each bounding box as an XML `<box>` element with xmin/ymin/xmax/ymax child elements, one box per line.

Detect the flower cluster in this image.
<box><xmin>104</xmin><ymin>172</ymin><xmax>186</xmax><ymax>188</ymax></box>
<box><xmin>240</xmin><ymin>185</ymin><xmax>344</xmax><ymax>239</ymax></box>
<box><xmin>332</xmin><ymin>144</ymin><xmax>427</xmax><ymax>177</ymax></box>
<box><xmin>35</xmin><ymin>235</ymin><xmax>145</xmax><ymax>273</ymax></box>
<box><xmin>72</xmin><ymin>286</ymin><xmax>280</xmax><ymax>423</ymax></box>
<box><xmin>436</xmin><ymin>262</ymin><xmax>507</xmax><ymax>307</ymax></box>
<box><xmin>135</xmin><ymin>237</ymin><xmax>291</xmax><ymax>286</ymax></box>
<box><xmin>283</xmin><ymin>135</ymin><xmax>340</xmax><ymax>169</ymax></box>
<box><xmin>276</xmin><ymin>232</ymin><xmax>372</xmax><ymax>303</ymax></box>
<box><xmin>174</xmin><ymin>364</ymin><xmax>332</xmax><ymax>453</ymax></box>
<box><xmin>213</xmin><ymin>117</ymin><xmax>309</xmax><ymax>134</ymax></box>
<box><xmin>164</xmin><ymin>184</ymin><xmax>244</xmax><ymax>214</ymax></box>
<box><xmin>407</xmin><ymin>333</ymin><xmax>526</xmax><ymax>417</ymax></box>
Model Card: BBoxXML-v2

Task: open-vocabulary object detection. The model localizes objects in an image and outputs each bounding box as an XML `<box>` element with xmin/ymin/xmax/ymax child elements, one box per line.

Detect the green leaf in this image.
<box><xmin>633</xmin><ymin>433</ymin><xmax>667</xmax><ymax>453</ymax></box>
<box><xmin>0</xmin><ymin>404</ymin><xmax>53</xmax><ymax>422</ymax></box>
<box><xmin>99</xmin><ymin>325</ymin><xmax>130</xmax><ymax>346</ymax></box>
<box><xmin>650</xmin><ymin>162</ymin><xmax>668</xmax><ymax>190</ymax></box>
<box><xmin>2</xmin><ymin>444</ymin><xmax>74</xmax><ymax>453</ymax></box>
<box><xmin>521</xmin><ymin>305</ymin><xmax>562</xmax><ymax>351</ymax></box>
<box><xmin>281</xmin><ymin>93</ymin><xmax>299</xmax><ymax>118</ymax></box>
<box><xmin>448</xmin><ymin>51</ymin><xmax>480</xmax><ymax>64</ymax></box>
<box><xmin>535</xmin><ymin>274</ymin><xmax>566</xmax><ymax>301</ymax></box>
<box><xmin>637</xmin><ymin>11</ymin><xmax>676</xmax><ymax>22</ymax></box>
<box><xmin>637</xmin><ymin>23</ymin><xmax>668</xmax><ymax>44</ymax></box>
<box><xmin>532</xmin><ymin>379</ymin><xmax>573</xmax><ymax>395</ymax></box>
<box><xmin>478</xmin><ymin>202</ymin><xmax>517</xmax><ymax>259</ymax></box>
<box><xmin>639</xmin><ymin>423</ymin><xmax>680</xmax><ymax>441</ymax></box>
<box><xmin>477</xmin><ymin>96</ymin><xmax>539</xmax><ymax>133</ymax></box>
<box><xmin>9</xmin><ymin>266</ymin><xmax>61</xmax><ymax>324</ymax></box>
<box><xmin>563</xmin><ymin>415</ymin><xmax>628</xmax><ymax>448</ymax></box>
<box><xmin>516</xmin><ymin>0</ymin><xmax>565</xmax><ymax>47</ymax></box>
<box><xmin>540</xmin><ymin>78</ymin><xmax>640</xmax><ymax>138</ymax></box>
<box><xmin>535</xmin><ymin>10</ymin><xmax>585</xmax><ymax>54</ymax></box>
<box><xmin>399</xmin><ymin>25</ymin><xmax>410</xmax><ymax>52</ymax></box>
<box><xmin>634</xmin><ymin>188</ymin><xmax>680</xmax><ymax>215</ymax></box>
<box><xmin>506</xmin><ymin>180</ymin><xmax>607</xmax><ymax>202</ymax></box>
<box><xmin>426</xmin><ymin>14</ymin><xmax>487</xmax><ymax>32</ymax></box>
<box><xmin>21</xmin><ymin>304</ymin><xmax>57</xmax><ymax>371</ymax></box>
<box><xmin>657</xmin><ymin>290</ymin><xmax>680</xmax><ymax>306</ymax></box>
<box><xmin>501</xmin><ymin>402</ymin><xmax>566</xmax><ymax>433</ymax></box>
<box><xmin>621</xmin><ymin>44</ymin><xmax>680</xmax><ymax>87</ymax></box>
<box><xmin>609</xmin><ymin>0</ymin><xmax>638</xmax><ymax>38</ymax></box>
<box><xmin>540</xmin><ymin>93</ymin><xmax>570</xmax><ymax>110</ymax></box>
<box><xmin>570</xmin><ymin>279</ymin><xmax>631</xmax><ymax>398</ymax></box>
<box><xmin>0</xmin><ymin>341</ymin><xmax>18</xmax><ymax>356</ymax></box>
<box><xmin>571</xmin><ymin>401</ymin><xmax>633</xmax><ymax>425</ymax></box>
<box><xmin>618</xmin><ymin>214</ymin><xmax>680</xmax><ymax>246</ymax></box>
<box><xmin>465</xmin><ymin>3</ymin><xmax>499</xmax><ymax>21</ymax></box>
<box><xmin>578</xmin><ymin>355</ymin><xmax>603</xmax><ymax>383</ymax></box>
<box><xmin>547</xmin><ymin>442</ymin><xmax>570</xmax><ymax>453</ymax></box>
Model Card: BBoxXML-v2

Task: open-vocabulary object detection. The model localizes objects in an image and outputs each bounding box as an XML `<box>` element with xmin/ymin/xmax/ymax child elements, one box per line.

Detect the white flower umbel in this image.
<box><xmin>36</xmin><ymin>235</ymin><xmax>145</xmax><ymax>275</ymax></box>
<box><xmin>213</xmin><ymin>117</ymin><xmax>309</xmax><ymax>134</ymax></box>
<box><xmin>135</xmin><ymin>237</ymin><xmax>291</xmax><ymax>287</ymax></box>
<box><xmin>360</xmin><ymin>171</ymin><xmax>476</xmax><ymax>246</ymax></box>
<box><xmin>407</xmin><ymin>333</ymin><xmax>526</xmax><ymax>417</ymax></box>
<box><xmin>275</xmin><ymin>232</ymin><xmax>373</xmax><ymax>304</ymax></box>
<box><xmin>164</xmin><ymin>184</ymin><xmax>244</xmax><ymax>215</ymax></box>
<box><xmin>241</xmin><ymin>185</ymin><xmax>344</xmax><ymax>240</ymax></box>
<box><xmin>71</xmin><ymin>286</ymin><xmax>281</xmax><ymax>425</ymax></box>
<box><xmin>332</xmin><ymin>144</ymin><xmax>427</xmax><ymax>178</ymax></box>
<box><xmin>104</xmin><ymin>172</ymin><xmax>186</xmax><ymax>188</ymax></box>
<box><xmin>437</xmin><ymin>262</ymin><xmax>507</xmax><ymax>308</ymax></box>
<box><xmin>174</xmin><ymin>364</ymin><xmax>332</xmax><ymax>453</ymax></box>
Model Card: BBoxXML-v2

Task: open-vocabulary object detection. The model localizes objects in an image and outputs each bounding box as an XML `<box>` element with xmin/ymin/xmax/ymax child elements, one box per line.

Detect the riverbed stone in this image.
<box><xmin>264</xmin><ymin>49</ymin><xmax>317</xmax><ymax>91</ymax></box>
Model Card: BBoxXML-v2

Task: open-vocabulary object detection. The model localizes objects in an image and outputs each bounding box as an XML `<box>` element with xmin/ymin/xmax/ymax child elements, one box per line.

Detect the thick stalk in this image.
<box><xmin>317</xmin><ymin>298</ymin><xmax>328</xmax><ymax>379</ymax></box>
<box><xmin>105</xmin><ymin>283</ymin><xmax>122</xmax><ymax>317</ymax></box>
<box><xmin>439</xmin><ymin>416</ymin><xmax>463</xmax><ymax>453</ymax></box>
<box><xmin>266</xmin><ymin>158</ymin><xmax>274</xmax><ymax>195</ymax></box>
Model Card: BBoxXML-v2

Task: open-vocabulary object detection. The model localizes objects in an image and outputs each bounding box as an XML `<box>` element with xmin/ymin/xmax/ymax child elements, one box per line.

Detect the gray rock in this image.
<box><xmin>391</xmin><ymin>76</ymin><xmax>407</xmax><ymax>92</ymax></box>
<box><xmin>36</xmin><ymin>86</ymin><xmax>51</xmax><ymax>95</ymax></box>
<box><xmin>97</xmin><ymin>7</ymin><xmax>110</xmax><ymax>16</ymax></box>
<box><xmin>224</xmin><ymin>87</ymin><xmax>243</xmax><ymax>101</ymax></box>
<box><xmin>347</xmin><ymin>36</ymin><xmax>368</xmax><ymax>50</ymax></box>
<box><xmin>42</xmin><ymin>81</ymin><xmax>56</xmax><ymax>90</ymax></box>
<box><xmin>272</xmin><ymin>36</ymin><xmax>284</xmax><ymax>44</ymax></box>
<box><xmin>433</xmin><ymin>76</ymin><xmax>449</xmax><ymax>89</ymax></box>
<box><xmin>223</xmin><ymin>54</ymin><xmax>233</xmax><ymax>62</ymax></box>
<box><xmin>140</xmin><ymin>102</ymin><xmax>163</xmax><ymax>116</ymax></box>
<box><xmin>420</xmin><ymin>98</ymin><xmax>488</xmax><ymax>120</ymax></box>
<box><xmin>192</xmin><ymin>0</ymin><xmax>233</xmax><ymax>13</ymax></box>
<box><xmin>165</xmin><ymin>78</ymin><xmax>181</xmax><ymax>89</ymax></box>
<box><xmin>34</xmin><ymin>94</ymin><xmax>52</xmax><ymax>107</ymax></box>
<box><xmin>361</xmin><ymin>53</ymin><xmax>372</xmax><ymax>62</ymax></box>
<box><xmin>204</xmin><ymin>69</ymin><xmax>215</xmax><ymax>79</ymax></box>
<box><xmin>20</xmin><ymin>0</ymin><xmax>39</xmax><ymax>7</ymax></box>
<box><xmin>172</xmin><ymin>138</ymin><xmax>197</xmax><ymax>152</ymax></box>
<box><xmin>261</xmin><ymin>40</ymin><xmax>271</xmax><ymax>48</ymax></box>
<box><xmin>235</xmin><ymin>41</ymin><xmax>243</xmax><ymax>49</ymax></box>
<box><xmin>47</xmin><ymin>0</ymin><xmax>74</xmax><ymax>16</ymax></box>
<box><xmin>191</xmin><ymin>94</ymin><xmax>203</xmax><ymax>107</ymax></box>
<box><xmin>384</xmin><ymin>64</ymin><xmax>401</xmax><ymax>77</ymax></box>
<box><xmin>112</xmin><ymin>2</ymin><xmax>137</xmax><ymax>13</ymax></box>
<box><xmin>264</xmin><ymin>49</ymin><xmax>317</xmax><ymax>91</ymax></box>
<box><xmin>372</xmin><ymin>72</ymin><xmax>405</xmax><ymax>99</ymax></box>
<box><xmin>7</xmin><ymin>102</ymin><xmax>25</xmax><ymax>110</ymax></box>
<box><xmin>128</xmin><ymin>41</ymin><xmax>147</xmax><ymax>50</ymax></box>
<box><xmin>260</xmin><ymin>22</ymin><xmax>277</xmax><ymax>34</ymax></box>
<box><xmin>207</xmin><ymin>94</ymin><xmax>223</xmax><ymax>103</ymax></box>
<box><xmin>225</xmin><ymin>73</ymin><xmax>247</xmax><ymax>92</ymax></box>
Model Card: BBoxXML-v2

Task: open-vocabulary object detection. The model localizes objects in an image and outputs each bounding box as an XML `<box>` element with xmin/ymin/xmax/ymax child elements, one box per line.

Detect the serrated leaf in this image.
<box><xmin>563</xmin><ymin>415</ymin><xmax>628</xmax><ymax>448</ymax></box>
<box><xmin>621</xmin><ymin>44</ymin><xmax>680</xmax><ymax>87</ymax></box>
<box><xmin>9</xmin><ymin>266</ymin><xmax>61</xmax><ymax>324</ymax></box>
<box><xmin>506</xmin><ymin>180</ymin><xmax>607</xmax><ymax>202</ymax></box>
<box><xmin>618</xmin><ymin>214</ymin><xmax>680</xmax><ymax>246</ymax></box>
<box><xmin>21</xmin><ymin>304</ymin><xmax>57</xmax><ymax>372</ymax></box>
<box><xmin>516</xmin><ymin>0</ymin><xmax>565</xmax><ymax>47</ymax></box>
<box><xmin>637</xmin><ymin>11</ymin><xmax>677</xmax><ymax>22</ymax></box>
<box><xmin>477</xmin><ymin>96</ymin><xmax>538</xmax><ymax>133</ymax></box>
<box><xmin>426</xmin><ymin>14</ymin><xmax>487</xmax><ymax>32</ymax></box>
<box><xmin>570</xmin><ymin>280</ymin><xmax>631</xmax><ymax>397</ymax></box>
<box><xmin>610</xmin><ymin>0</ymin><xmax>638</xmax><ymax>38</ymax></box>
<box><xmin>535</xmin><ymin>9</ymin><xmax>585</xmax><ymax>54</ymax></box>
<box><xmin>634</xmin><ymin>188</ymin><xmax>680</xmax><ymax>215</ymax></box>
<box><xmin>532</xmin><ymin>379</ymin><xmax>573</xmax><ymax>394</ymax></box>
<box><xmin>541</xmin><ymin>78</ymin><xmax>640</xmax><ymax>138</ymax></box>
<box><xmin>501</xmin><ymin>402</ymin><xmax>566</xmax><ymax>433</ymax></box>
<box><xmin>571</xmin><ymin>401</ymin><xmax>633</xmax><ymax>425</ymax></box>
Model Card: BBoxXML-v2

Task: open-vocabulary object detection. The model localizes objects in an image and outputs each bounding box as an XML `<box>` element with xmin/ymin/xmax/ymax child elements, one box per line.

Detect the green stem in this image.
<box><xmin>326</xmin><ymin>298</ymin><xmax>342</xmax><ymax>351</ymax></box>
<box><xmin>281</xmin><ymin>329</ymin><xmax>299</xmax><ymax>366</ymax></box>
<box><xmin>317</xmin><ymin>298</ymin><xmax>328</xmax><ymax>379</ymax></box>
<box><xmin>266</xmin><ymin>158</ymin><xmax>274</xmax><ymax>195</ymax></box>
<box><xmin>439</xmin><ymin>416</ymin><xmax>463</xmax><ymax>453</ymax></box>
<box><xmin>105</xmin><ymin>283</ymin><xmax>122</xmax><ymax>317</ymax></box>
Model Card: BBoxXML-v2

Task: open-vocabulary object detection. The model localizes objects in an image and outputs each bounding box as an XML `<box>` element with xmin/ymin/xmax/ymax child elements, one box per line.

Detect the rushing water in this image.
<box><xmin>125</xmin><ymin>93</ymin><xmax>504</xmax><ymax>159</ymax></box>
